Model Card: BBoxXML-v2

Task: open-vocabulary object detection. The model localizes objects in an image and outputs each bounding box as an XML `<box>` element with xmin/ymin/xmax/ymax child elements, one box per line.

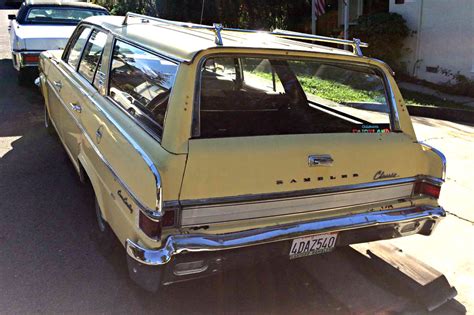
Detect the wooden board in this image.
<box><xmin>352</xmin><ymin>243</ymin><xmax>458</xmax><ymax>312</ymax></box>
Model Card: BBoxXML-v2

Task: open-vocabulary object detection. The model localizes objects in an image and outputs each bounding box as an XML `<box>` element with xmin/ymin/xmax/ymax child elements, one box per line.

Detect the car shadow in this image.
<box><xmin>0</xmin><ymin>58</ymin><xmax>467</xmax><ymax>314</ymax></box>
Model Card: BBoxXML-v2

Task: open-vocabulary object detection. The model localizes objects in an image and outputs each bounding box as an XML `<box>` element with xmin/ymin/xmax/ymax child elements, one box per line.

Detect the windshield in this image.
<box><xmin>24</xmin><ymin>7</ymin><xmax>107</xmax><ymax>25</ymax></box>
<box><xmin>199</xmin><ymin>56</ymin><xmax>394</xmax><ymax>138</ymax></box>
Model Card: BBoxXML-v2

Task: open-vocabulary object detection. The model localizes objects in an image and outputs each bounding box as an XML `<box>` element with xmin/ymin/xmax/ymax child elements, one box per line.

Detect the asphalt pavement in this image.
<box><xmin>0</xmin><ymin>3</ymin><xmax>472</xmax><ymax>314</ymax></box>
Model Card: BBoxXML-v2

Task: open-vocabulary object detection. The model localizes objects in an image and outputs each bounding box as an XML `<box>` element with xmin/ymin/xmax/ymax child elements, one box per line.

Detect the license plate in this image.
<box><xmin>289</xmin><ymin>233</ymin><xmax>337</xmax><ymax>259</ymax></box>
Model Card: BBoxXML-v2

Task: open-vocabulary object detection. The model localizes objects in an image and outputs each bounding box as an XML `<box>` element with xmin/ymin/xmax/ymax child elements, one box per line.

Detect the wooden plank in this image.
<box><xmin>353</xmin><ymin>243</ymin><xmax>458</xmax><ymax>312</ymax></box>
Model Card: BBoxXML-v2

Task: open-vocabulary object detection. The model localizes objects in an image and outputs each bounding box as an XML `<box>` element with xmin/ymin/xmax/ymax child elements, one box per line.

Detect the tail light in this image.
<box><xmin>139</xmin><ymin>209</ymin><xmax>175</xmax><ymax>239</ymax></box>
<box><xmin>162</xmin><ymin>210</ymin><xmax>176</xmax><ymax>227</ymax></box>
<box><xmin>414</xmin><ymin>181</ymin><xmax>441</xmax><ymax>199</ymax></box>
<box><xmin>139</xmin><ymin>212</ymin><xmax>161</xmax><ymax>239</ymax></box>
<box><xmin>23</xmin><ymin>54</ymin><xmax>39</xmax><ymax>63</ymax></box>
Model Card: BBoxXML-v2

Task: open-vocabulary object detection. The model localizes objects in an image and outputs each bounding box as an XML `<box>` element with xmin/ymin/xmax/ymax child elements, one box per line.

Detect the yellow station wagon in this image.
<box><xmin>37</xmin><ymin>13</ymin><xmax>446</xmax><ymax>291</ymax></box>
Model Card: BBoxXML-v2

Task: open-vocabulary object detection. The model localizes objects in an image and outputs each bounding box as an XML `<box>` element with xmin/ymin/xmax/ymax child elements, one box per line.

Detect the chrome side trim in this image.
<box><xmin>180</xmin><ymin>176</ymin><xmax>438</xmax><ymax>208</ymax></box>
<box><xmin>419</xmin><ymin>142</ymin><xmax>447</xmax><ymax>181</ymax></box>
<box><xmin>126</xmin><ymin>205</ymin><xmax>445</xmax><ymax>266</ymax></box>
<box><xmin>384</xmin><ymin>72</ymin><xmax>402</xmax><ymax>132</ymax></box>
<box><xmin>419</xmin><ymin>175</ymin><xmax>444</xmax><ymax>186</ymax></box>
<box><xmin>47</xmin><ymin>62</ymin><xmax>164</xmax><ymax>220</ymax></box>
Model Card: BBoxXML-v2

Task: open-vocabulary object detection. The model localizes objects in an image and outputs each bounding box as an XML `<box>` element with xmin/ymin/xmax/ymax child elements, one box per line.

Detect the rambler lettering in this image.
<box><xmin>373</xmin><ymin>170</ymin><xmax>399</xmax><ymax>180</ymax></box>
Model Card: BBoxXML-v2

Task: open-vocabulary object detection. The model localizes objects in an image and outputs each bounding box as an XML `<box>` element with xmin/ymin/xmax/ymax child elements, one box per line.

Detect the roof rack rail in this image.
<box><xmin>123</xmin><ymin>12</ymin><xmax>225</xmax><ymax>45</ymax></box>
<box><xmin>271</xmin><ymin>29</ymin><xmax>368</xmax><ymax>56</ymax></box>
<box><xmin>122</xmin><ymin>12</ymin><xmax>368</xmax><ymax>56</ymax></box>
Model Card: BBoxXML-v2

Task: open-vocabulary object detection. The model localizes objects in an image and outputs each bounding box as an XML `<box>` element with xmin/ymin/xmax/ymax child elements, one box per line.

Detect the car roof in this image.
<box><xmin>24</xmin><ymin>0</ymin><xmax>107</xmax><ymax>10</ymax></box>
<box><xmin>84</xmin><ymin>15</ymin><xmax>355</xmax><ymax>63</ymax></box>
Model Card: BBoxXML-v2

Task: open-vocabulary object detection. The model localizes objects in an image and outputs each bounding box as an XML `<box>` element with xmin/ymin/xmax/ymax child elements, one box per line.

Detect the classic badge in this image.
<box><xmin>373</xmin><ymin>170</ymin><xmax>399</xmax><ymax>180</ymax></box>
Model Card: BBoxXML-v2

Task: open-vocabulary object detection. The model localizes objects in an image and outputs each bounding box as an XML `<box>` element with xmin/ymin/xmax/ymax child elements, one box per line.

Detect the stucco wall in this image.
<box><xmin>390</xmin><ymin>0</ymin><xmax>474</xmax><ymax>83</ymax></box>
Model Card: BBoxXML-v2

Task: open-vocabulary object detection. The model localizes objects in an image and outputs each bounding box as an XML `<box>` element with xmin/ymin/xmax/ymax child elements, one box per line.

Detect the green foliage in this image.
<box><xmin>299</xmin><ymin>77</ymin><xmax>384</xmax><ymax>103</ymax></box>
<box><xmin>350</xmin><ymin>12</ymin><xmax>410</xmax><ymax>71</ymax></box>
<box><xmin>253</xmin><ymin>71</ymin><xmax>472</xmax><ymax>109</ymax></box>
<box><xmin>92</xmin><ymin>0</ymin><xmax>156</xmax><ymax>16</ymax></box>
<box><xmin>450</xmin><ymin>74</ymin><xmax>474</xmax><ymax>98</ymax></box>
<box><xmin>96</xmin><ymin>0</ymin><xmax>311</xmax><ymax>30</ymax></box>
<box><xmin>253</xmin><ymin>71</ymin><xmax>384</xmax><ymax>103</ymax></box>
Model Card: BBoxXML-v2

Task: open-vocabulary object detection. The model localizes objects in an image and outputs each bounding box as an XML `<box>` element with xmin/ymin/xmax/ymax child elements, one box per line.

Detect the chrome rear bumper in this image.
<box><xmin>127</xmin><ymin>205</ymin><xmax>445</xmax><ymax>266</ymax></box>
<box><xmin>126</xmin><ymin>205</ymin><xmax>444</xmax><ymax>291</ymax></box>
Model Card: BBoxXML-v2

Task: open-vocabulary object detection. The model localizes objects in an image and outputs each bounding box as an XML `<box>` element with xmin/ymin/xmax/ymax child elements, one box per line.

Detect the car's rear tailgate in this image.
<box><xmin>179</xmin><ymin>132</ymin><xmax>434</xmax><ymax>226</ymax></box>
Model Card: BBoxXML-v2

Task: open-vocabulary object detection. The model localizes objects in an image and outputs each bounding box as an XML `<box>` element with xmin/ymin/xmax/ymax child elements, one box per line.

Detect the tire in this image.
<box><xmin>94</xmin><ymin>197</ymin><xmax>118</xmax><ymax>254</ymax></box>
<box><xmin>44</xmin><ymin>105</ymin><xmax>56</xmax><ymax>135</ymax></box>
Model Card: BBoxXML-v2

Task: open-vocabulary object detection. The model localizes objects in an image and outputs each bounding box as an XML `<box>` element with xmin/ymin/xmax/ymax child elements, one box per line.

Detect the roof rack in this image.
<box><xmin>122</xmin><ymin>12</ymin><xmax>368</xmax><ymax>56</ymax></box>
<box><xmin>271</xmin><ymin>29</ymin><xmax>368</xmax><ymax>56</ymax></box>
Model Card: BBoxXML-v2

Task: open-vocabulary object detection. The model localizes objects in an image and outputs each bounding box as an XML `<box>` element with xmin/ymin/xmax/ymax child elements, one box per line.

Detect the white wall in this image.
<box><xmin>390</xmin><ymin>0</ymin><xmax>474</xmax><ymax>83</ymax></box>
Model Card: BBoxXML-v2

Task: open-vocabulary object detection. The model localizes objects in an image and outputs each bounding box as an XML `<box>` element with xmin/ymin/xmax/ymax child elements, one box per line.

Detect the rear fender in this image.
<box><xmin>78</xmin><ymin>152</ymin><xmax>109</xmax><ymax>223</ymax></box>
<box><xmin>419</xmin><ymin>142</ymin><xmax>446</xmax><ymax>181</ymax></box>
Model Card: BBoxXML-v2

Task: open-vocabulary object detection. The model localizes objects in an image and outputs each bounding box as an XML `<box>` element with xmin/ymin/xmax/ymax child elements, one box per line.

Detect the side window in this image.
<box><xmin>66</xmin><ymin>27</ymin><xmax>92</xmax><ymax>69</ymax></box>
<box><xmin>108</xmin><ymin>40</ymin><xmax>178</xmax><ymax>132</ymax></box>
<box><xmin>93</xmin><ymin>59</ymin><xmax>105</xmax><ymax>91</ymax></box>
<box><xmin>78</xmin><ymin>30</ymin><xmax>107</xmax><ymax>84</ymax></box>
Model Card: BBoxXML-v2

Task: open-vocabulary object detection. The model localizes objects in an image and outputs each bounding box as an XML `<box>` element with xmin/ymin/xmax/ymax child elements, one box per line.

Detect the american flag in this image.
<box><xmin>314</xmin><ymin>0</ymin><xmax>326</xmax><ymax>16</ymax></box>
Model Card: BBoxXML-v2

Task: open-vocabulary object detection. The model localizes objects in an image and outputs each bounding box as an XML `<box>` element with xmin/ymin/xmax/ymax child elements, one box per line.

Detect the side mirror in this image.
<box><xmin>8</xmin><ymin>14</ymin><xmax>16</xmax><ymax>20</ymax></box>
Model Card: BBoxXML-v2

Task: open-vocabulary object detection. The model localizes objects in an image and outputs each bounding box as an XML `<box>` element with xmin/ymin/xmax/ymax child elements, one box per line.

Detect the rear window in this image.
<box><xmin>198</xmin><ymin>56</ymin><xmax>393</xmax><ymax>138</ymax></box>
<box><xmin>24</xmin><ymin>7</ymin><xmax>107</xmax><ymax>25</ymax></box>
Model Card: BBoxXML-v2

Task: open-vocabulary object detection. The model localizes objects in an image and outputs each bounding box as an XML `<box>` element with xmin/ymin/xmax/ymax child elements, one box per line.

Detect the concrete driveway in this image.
<box><xmin>0</xmin><ymin>3</ymin><xmax>472</xmax><ymax>314</ymax></box>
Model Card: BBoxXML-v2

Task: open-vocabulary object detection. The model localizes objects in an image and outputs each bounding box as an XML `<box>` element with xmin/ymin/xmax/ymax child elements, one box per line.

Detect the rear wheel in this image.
<box><xmin>44</xmin><ymin>105</ymin><xmax>56</xmax><ymax>135</ymax></box>
<box><xmin>94</xmin><ymin>197</ymin><xmax>118</xmax><ymax>254</ymax></box>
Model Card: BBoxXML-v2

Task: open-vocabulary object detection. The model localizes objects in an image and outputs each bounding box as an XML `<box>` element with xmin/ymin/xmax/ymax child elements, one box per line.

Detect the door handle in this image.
<box><xmin>95</xmin><ymin>126</ymin><xmax>104</xmax><ymax>143</ymax></box>
<box><xmin>308</xmin><ymin>154</ymin><xmax>334</xmax><ymax>167</ymax></box>
<box><xmin>69</xmin><ymin>102</ymin><xmax>81</xmax><ymax>113</ymax></box>
<box><xmin>53</xmin><ymin>80</ymin><xmax>62</xmax><ymax>91</ymax></box>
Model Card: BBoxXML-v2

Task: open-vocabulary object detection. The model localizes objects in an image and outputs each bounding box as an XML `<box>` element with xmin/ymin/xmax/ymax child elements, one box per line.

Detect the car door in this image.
<box><xmin>58</xmin><ymin>29</ymin><xmax>108</xmax><ymax>169</ymax></box>
<box><xmin>45</xmin><ymin>25</ymin><xmax>92</xmax><ymax>168</ymax></box>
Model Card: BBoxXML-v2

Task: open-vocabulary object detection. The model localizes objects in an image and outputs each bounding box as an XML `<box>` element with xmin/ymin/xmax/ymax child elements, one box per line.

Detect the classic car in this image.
<box><xmin>8</xmin><ymin>0</ymin><xmax>108</xmax><ymax>84</ymax></box>
<box><xmin>37</xmin><ymin>13</ymin><xmax>446</xmax><ymax>292</ymax></box>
